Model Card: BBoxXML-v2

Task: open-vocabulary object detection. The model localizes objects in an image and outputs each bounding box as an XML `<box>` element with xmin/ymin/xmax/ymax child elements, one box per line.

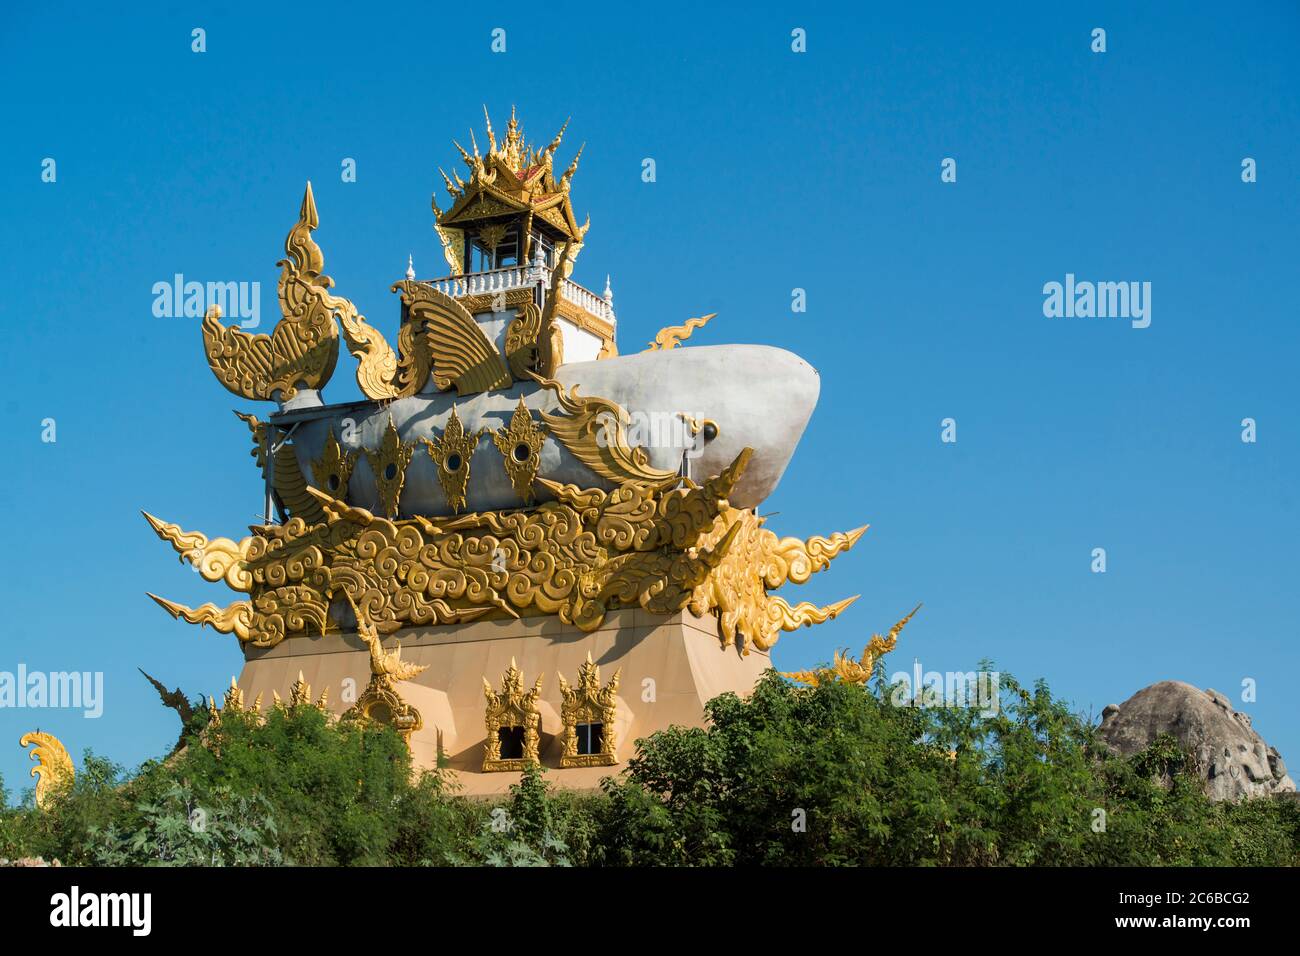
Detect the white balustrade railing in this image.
<box><xmin>423</xmin><ymin>266</ymin><xmax>615</xmax><ymax>325</ymax></box>
<box><xmin>425</xmin><ymin>265</ymin><xmax>531</xmax><ymax>300</ymax></box>
<box><xmin>560</xmin><ymin>277</ymin><xmax>614</xmax><ymax>325</ymax></box>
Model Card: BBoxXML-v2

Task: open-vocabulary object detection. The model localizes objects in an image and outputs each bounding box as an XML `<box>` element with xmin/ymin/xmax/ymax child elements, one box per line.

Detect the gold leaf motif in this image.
<box><xmin>433</xmin><ymin>223</ymin><xmax>464</xmax><ymax>276</ymax></box>
<box><xmin>310</xmin><ymin>426</ymin><xmax>359</xmax><ymax>499</ymax></box>
<box><xmin>416</xmin><ymin>287</ymin><xmax>513</xmax><ymax>396</ymax></box>
<box><xmin>686</xmin><ymin>504</ymin><xmax>866</xmax><ymax>652</ymax></box>
<box><xmin>234</xmin><ymin>411</ymin><xmax>268</xmax><ymax>468</ymax></box>
<box><xmin>364</xmin><ymin>418</ymin><xmax>416</xmax><ymax>519</ymax></box>
<box><xmin>147</xmin><ymin>593</ymin><xmax>255</xmax><ymax>643</ymax></box>
<box><xmin>420</xmin><ymin>406</ymin><xmax>487</xmax><ymax>513</ymax></box>
<box><xmin>335</xmin><ymin>301</ymin><xmax>403</xmax><ymax>401</ymax></box>
<box><xmin>504</xmin><ymin>301</ymin><xmax>544</xmax><ymax>380</ymax></box>
<box><xmin>492</xmin><ymin>398</ymin><xmax>546</xmax><ymax>504</ymax></box>
<box><xmin>19</xmin><ymin>732</ymin><xmax>74</xmax><ymax>810</ymax></box>
<box><xmin>646</xmin><ymin>312</ymin><xmax>716</xmax><ymax>351</ymax></box>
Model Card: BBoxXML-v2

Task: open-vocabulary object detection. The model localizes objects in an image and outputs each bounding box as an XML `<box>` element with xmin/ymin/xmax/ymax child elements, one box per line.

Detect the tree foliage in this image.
<box><xmin>2</xmin><ymin>669</ymin><xmax>1296</xmax><ymax>866</ymax></box>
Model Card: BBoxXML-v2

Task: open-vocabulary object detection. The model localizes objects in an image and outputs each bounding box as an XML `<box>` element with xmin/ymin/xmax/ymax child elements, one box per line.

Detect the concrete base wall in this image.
<box><xmin>237</xmin><ymin>610</ymin><xmax>769</xmax><ymax>796</ymax></box>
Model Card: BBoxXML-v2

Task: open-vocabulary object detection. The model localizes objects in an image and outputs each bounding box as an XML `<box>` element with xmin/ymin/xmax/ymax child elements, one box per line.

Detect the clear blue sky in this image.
<box><xmin>2</xmin><ymin>2</ymin><xmax>1297</xmax><ymax>801</ymax></box>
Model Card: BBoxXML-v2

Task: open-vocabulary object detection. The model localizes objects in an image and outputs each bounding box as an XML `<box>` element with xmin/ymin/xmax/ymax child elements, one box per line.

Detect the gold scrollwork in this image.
<box><xmin>364</xmin><ymin>418</ymin><xmax>416</xmax><ymax>519</ymax></box>
<box><xmin>420</xmin><ymin>406</ymin><xmax>487</xmax><ymax>513</ymax></box>
<box><xmin>492</xmin><ymin>398</ymin><xmax>546</xmax><ymax>503</ymax></box>
<box><xmin>558</xmin><ymin>654</ymin><xmax>620</xmax><ymax>768</ymax></box>
<box><xmin>146</xmin><ymin>448</ymin><xmax>868</xmax><ymax>654</ymax></box>
<box><xmin>483</xmin><ymin>660</ymin><xmax>543</xmax><ymax>771</ymax></box>
<box><xmin>533</xmin><ymin>376</ymin><xmax>678</xmax><ymax>486</ymax></box>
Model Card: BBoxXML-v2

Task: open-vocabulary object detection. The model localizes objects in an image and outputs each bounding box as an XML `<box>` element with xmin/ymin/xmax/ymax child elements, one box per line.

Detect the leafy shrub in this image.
<box><xmin>2</xmin><ymin>669</ymin><xmax>1296</xmax><ymax>866</ymax></box>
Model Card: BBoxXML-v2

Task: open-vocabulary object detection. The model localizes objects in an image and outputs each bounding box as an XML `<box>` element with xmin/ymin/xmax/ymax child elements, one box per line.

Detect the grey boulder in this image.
<box><xmin>1098</xmin><ymin>680</ymin><xmax>1295</xmax><ymax>802</ymax></box>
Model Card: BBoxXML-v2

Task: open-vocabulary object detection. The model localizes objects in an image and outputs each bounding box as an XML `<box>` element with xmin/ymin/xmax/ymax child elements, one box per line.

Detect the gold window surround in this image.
<box><xmin>558</xmin><ymin>654</ymin><xmax>620</xmax><ymax>768</ymax></box>
<box><xmin>482</xmin><ymin>659</ymin><xmax>543</xmax><ymax>772</ymax></box>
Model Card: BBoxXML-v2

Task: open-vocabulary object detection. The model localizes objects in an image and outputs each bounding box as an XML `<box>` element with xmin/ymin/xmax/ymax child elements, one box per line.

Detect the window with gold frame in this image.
<box><xmin>482</xmin><ymin>660</ymin><xmax>543</xmax><ymax>772</ymax></box>
<box><xmin>558</xmin><ymin>654</ymin><xmax>620</xmax><ymax>768</ymax></box>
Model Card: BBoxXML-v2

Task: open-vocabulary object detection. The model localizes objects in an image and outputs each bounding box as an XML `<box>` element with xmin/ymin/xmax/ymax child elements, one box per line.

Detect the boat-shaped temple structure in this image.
<box><xmin>146</xmin><ymin>109</ymin><xmax>868</xmax><ymax>792</ymax></box>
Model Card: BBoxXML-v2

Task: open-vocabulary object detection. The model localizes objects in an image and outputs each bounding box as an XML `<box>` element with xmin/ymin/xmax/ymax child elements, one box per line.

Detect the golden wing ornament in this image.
<box><xmin>201</xmin><ymin>182</ymin><xmax>340</xmax><ymax>401</ymax></box>
<box><xmin>411</xmin><ymin>287</ymin><xmax>512</xmax><ymax>395</ymax></box>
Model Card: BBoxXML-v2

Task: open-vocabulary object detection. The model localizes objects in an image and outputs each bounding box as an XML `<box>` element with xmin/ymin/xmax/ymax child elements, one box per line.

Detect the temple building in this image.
<box><xmin>146</xmin><ymin>108</ymin><xmax>867</xmax><ymax>794</ymax></box>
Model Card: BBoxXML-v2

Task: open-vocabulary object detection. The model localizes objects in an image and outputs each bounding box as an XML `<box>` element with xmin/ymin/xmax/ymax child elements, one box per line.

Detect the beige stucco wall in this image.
<box><xmin>236</xmin><ymin>609</ymin><xmax>769</xmax><ymax>796</ymax></box>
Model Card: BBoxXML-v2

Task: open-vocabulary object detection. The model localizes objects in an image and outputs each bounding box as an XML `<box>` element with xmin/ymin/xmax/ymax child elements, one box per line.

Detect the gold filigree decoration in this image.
<box><xmin>492</xmin><ymin>398</ymin><xmax>546</xmax><ymax>503</ymax></box>
<box><xmin>476</xmin><ymin>223</ymin><xmax>509</xmax><ymax>250</ymax></box>
<box><xmin>19</xmin><ymin>732</ymin><xmax>74</xmax><ymax>809</ymax></box>
<box><xmin>364</xmin><ymin>418</ymin><xmax>416</xmax><ymax>519</ymax></box>
<box><xmin>201</xmin><ymin>183</ymin><xmax>340</xmax><ymax>401</ymax></box>
<box><xmin>685</xmin><ymin>505</ymin><xmax>866</xmax><ymax>651</ymax></box>
<box><xmin>146</xmin><ymin>448</ymin><xmax>863</xmax><ymax>653</ymax></box>
<box><xmin>420</xmin><ymin>406</ymin><xmax>487</xmax><ymax>512</ymax></box>
<box><xmin>483</xmin><ymin>659</ymin><xmax>543</xmax><ymax>771</ymax></box>
<box><xmin>334</xmin><ymin>302</ymin><xmax>403</xmax><ymax>401</ymax></box>
<box><xmin>344</xmin><ymin>604</ymin><xmax>428</xmax><ymax>738</ymax></box>
<box><xmin>646</xmin><ymin>312</ymin><xmax>716</xmax><ymax>351</ymax></box>
<box><xmin>310</xmin><ymin>426</ymin><xmax>359</xmax><ymax>499</ymax></box>
<box><xmin>142</xmin><ymin>511</ymin><xmax>254</xmax><ymax>591</ymax></box>
<box><xmin>532</xmin><ymin>375</ymin><xmax>679</xmax><ymax>486</ymax></box>
<box><xmin>782</xmin><ymin>605</ymin><xmax>920</xmax><ymax>687</ymax></box>
<box><xmin>558</xmin><ymin>653</ymin><xmax>620</xmax><ymax>768</ymax></box>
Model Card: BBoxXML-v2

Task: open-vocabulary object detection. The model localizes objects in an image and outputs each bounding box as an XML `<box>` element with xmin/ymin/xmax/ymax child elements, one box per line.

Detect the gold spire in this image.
<box><xmin>561</xmin><ymin>143</ymin><xmax>584</xmax><ymax>190</ymax></box>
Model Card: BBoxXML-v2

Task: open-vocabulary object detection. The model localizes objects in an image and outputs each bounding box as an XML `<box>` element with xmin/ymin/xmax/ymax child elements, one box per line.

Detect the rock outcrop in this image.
<box><xmin>1098</xmin><ymin>681</ymin><xmax>1295</xmax><ymax>802</ymax></box>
